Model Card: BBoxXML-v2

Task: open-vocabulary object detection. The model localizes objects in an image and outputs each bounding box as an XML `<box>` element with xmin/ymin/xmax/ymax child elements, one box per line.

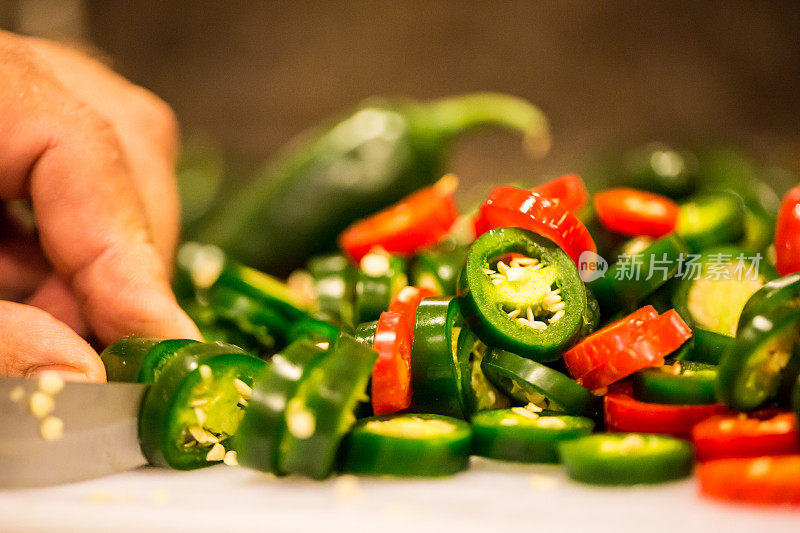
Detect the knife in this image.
<box><xmin>0</xmin><ymin>376</ymin><xmax>148</xmax><ymax>488</ymax></box>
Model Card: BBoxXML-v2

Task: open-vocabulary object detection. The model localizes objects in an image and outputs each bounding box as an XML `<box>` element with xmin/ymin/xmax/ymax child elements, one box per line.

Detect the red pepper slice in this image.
<box><xmin>579</xmin><ymin>309</ymin><xmax>692</xmax><ymax>391</ymax></box>
<box><xmin>371</xmin><ymin>311</ymin><xmax>413</xmax><ymax>415</ymax></box>
<box><xmin>563</xmin><ymin>306</ymin><xmax>659</xmax><ymax>379</ymax></box>
<box><xmin>388</xmin><ymin>286</ymin><xmax>437</xmax><ymax>341</ymax></box>
<box><xmin>563</xmin><ymin>307</ymin><xmax>691</xmax><ymax>391</ymax></box>
<box><xmin>593</xmin><ymin>188</ymin><xmax>679</xmax><ymax>238</ymax></box>
<box><xmin>474</xmin><ymin>186</ymin><xmax>596</xmax><ymax>265</ymax></box>
<box><xmin>339</xmin><ymin>175</ymin><xmax>459</xmax><ymax>262</ymax></box>
<box><xmin>604</xmin><ymin>392</ymin><xmax>729</xmax><ymax>439</ymax></box>
<box><xmin>531</xmin><ymin>174</ymin><xmax>589</xmax><ymax>214</ymax></box>
<box><xmin>775</xmin><ymin>185</ymin><xmax>800</xmax><ymax>276</ymax></box>
<box><xmin>698</xmin><ymin>455</ymin><xmax>800</xmax><ymax>505</ymax></box>
<box><xmin>692</xmin><ymin>411</ymin><xmax>800</xmax><ymax>462</ymax></box>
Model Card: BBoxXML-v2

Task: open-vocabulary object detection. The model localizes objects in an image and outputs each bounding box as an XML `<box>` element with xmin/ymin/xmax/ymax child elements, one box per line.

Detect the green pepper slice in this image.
<box><xmin>471</xmin><ymin>409</ymin><xmax>594</xmax><ymax>463</ymax></box>
<box><xmin>717</xmin><ymin>308</ymin><xmax>800</xmax><ymax>411</ymax></box>
<box><xmin>457</xmin><ymin>329</ymin><xmax>512</xmax><ymax>416</ymax></box>
<box><xmin>676</xmin><ymin>192</ymin><xmax>744</xmax><ymax>253</ymax></box>
<box><xmin>410</xmin><ymin>297</ymin><xmax>469</xmax><ymax>418</ymax></box>
<box><xmin>286</xmin><ymin>316</ymin><xmax>340</xmax><ymax>345</ymax></box>
<box><xmin>232</xmin><ymin>340</ymin><xmax>326</xmax><ymax>474</ymax></box>
<box><xmin>338</xmin><ymin>414</ymin><xmax>471</xmax><ymax>477</ymax></box>
<box><xmin>353</xmin><ymin>320</ymin><xmax>378</xmax><ymax>346</ymax></box>
<box><xmin>140</xmin><ymin>339</ymin><xmax>202</xmax><ymax>383</ymax></box>
<box><xmin>277</xmin><ymin>334</ymin><xmax>378</xmax><ymax>479</ymax></box>
<box><xmin>559</xmin><ymin>433</ymin><xmax>694</xmax><ymax>485</ymax></box>
<box><xmin>410</xmin><ymin>240</ymin><xmax>468</xmax><ymax>296</ymax></box>
<box><xmin>207</xmin><ymin>286</ymin><xmax>292</xmax><ymax>349</ymax></box>
<box><xmin>481</xmin><ymin>348</ymin><xmax>600</xmax><ymax>416</ymax></box>
<box><xmin>139</xmin><ymin>342</ymin><xmax>266</xmax><ymax>470</ymax></box>
<box><xmin>177</xmin><ymin>242</ymin><xmax>307</xmax><ymax>321</ymax></box>
<box><xmin>354</xmin><ymin>250</ymin><xmax>407</xmax><ymax>324</ymax></box>
<box><xmin>777</xmin><ymin>344</ymin><xmax>800</xmax><ymax>408</ymax></box>
<box><xmin>458</xmin><ymin>227</ymin><xmax>587</xmax><ymax>361</ymax></box>
<box><xmin>308</xmin><ymin>253</ymin><xmax>356</xmax><ymax>326</ymax></box>
<box><xmin>672</xmin><ymin>246</ymin><xmax>776</xmax><ymax>337</ymax></box>
<box><xmin>101</xmin><ymin>337</ymin><xmax>203</xmax><ymax>383</ymax></box>
<box><xmin>673</xmin><ymin>329</ymin><xmax>732</xmax><ymax>365</ymax></box>
<box><xmin>101</xmin><ymin>337</ymin><xmax>161</xmax><ymax>382</ymax></box>
<box><xmin>589</xmin><ymin>234</ymin><xmax>687</xmax><ymax>314</ymax></box>
<box><xmin>737</xmin><ymin>273</ymin><xmax>800</xmax><ymax>334</ymax></box>
<box><xmin>632</xmin><ymin>361</ymin><xmax>718</xmax><ymax>405</ymax></box>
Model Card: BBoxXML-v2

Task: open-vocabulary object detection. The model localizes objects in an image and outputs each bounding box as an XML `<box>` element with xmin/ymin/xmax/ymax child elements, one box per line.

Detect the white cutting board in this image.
<box><xmin>0</xmin><ymin>458</ymin><xmax>797</xmax><ymax>533</ymax></box>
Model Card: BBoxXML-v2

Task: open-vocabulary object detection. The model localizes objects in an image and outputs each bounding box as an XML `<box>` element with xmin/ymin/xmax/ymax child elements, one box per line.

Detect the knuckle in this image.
<box><xmin>129</xmin><ymin>88</ymin><xmax>180</xmax><ymax>157</ymax></box>
<box><xmin>68</xmin><ymin>102</ymin><xmax>126</xmax><ymax>155</ymax></box>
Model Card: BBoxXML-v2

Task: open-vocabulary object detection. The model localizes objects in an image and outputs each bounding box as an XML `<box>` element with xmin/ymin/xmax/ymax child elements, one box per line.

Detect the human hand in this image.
<box><xmin>0</xmin><ymin>31</ymin><xmax>201</xmax><ymax>382</ymax></box>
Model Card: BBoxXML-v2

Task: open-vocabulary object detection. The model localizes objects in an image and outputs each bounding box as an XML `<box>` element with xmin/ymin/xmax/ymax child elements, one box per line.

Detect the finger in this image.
<box><xmin>24</xmin><ymin>36</ymin><xmax>182</xmax><ymax>265</ymax></box>
<box><xmin>0</xmin><ymin>33</ymin><xmax>200</xmax><ymax>343</ymax></box>
<box><xmin>26</xmin><ymin>274</ymin><xmax>89</xmax><ymax>337</ymax></box>
<box><xmin>0</xmin><ymin>301</ymin><xmax>105</xmax><ymax>381</ymax></box>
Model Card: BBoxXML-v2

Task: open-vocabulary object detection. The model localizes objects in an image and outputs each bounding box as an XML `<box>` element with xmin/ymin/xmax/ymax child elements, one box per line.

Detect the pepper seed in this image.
<box><xmin>206</xmin><ymin>442</ymin><xmax>226</xmax><ymax>462</ymax></box>
<box><xmin>234</xmin><ymin>379</ymin><xmax>253</xmax><ymax>398</ymax></box>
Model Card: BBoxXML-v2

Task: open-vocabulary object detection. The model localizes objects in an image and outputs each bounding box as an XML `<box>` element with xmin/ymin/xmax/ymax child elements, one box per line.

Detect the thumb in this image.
<box><xmin>0</xmin><ymin>301</ymin><xmax>106</xmax><ymax>382</ymax></box>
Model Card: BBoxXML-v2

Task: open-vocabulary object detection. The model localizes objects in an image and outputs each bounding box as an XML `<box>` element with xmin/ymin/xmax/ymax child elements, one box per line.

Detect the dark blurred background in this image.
<box><xmin>3</xmin><ymin>0</ymin><xmax>799</xmax><ymax>196</ymax></box>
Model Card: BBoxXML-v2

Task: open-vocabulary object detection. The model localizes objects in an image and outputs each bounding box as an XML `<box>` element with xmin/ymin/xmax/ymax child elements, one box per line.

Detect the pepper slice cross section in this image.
<box><xmin>458</xmin><ymin>227</ymin><xmax>588</xmax><ymax>362</ymax></box>
<box><xmin>339</xmin><ymin>414</ymin><xmax>471</xmax><ymax>477</ymax></box>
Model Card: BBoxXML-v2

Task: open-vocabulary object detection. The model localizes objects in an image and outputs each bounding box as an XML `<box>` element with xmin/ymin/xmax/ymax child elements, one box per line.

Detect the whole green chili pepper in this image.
<box><xmin>191</xmin><ymin>93</ymin><xmax>550</xmax><ymax>274</ymax></box>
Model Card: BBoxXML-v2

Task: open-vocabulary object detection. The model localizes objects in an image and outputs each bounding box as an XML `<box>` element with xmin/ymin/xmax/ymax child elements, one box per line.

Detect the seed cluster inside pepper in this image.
<box><xmin>180</xmin><ymin>365</ymin><xmax>251</xmax><ymax>466</ymax></box>
<box><xmin>484</xmin><ymin>255</ymin><xmax>565</xmax><ymax>330</ymax></box>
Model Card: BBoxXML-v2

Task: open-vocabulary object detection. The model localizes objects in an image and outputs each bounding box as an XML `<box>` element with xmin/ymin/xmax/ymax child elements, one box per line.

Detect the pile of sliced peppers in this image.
<box><xmin>99</xmin><ymin>138</ymin><xmax>800</xmax><ymax>504</ymax></box>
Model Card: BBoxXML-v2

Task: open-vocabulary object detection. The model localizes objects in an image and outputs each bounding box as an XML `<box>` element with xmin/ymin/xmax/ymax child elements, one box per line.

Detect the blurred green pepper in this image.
<box><xmin>191</xmin><ymin>93</ymin><xmax>550</xmax><ymax>274</ymax></box>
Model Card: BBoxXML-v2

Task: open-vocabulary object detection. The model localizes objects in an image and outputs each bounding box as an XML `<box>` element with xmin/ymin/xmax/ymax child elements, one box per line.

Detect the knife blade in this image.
<box><xmin>0</xmin><ymin>376</ymin><xmax>148</xmax><ymax>488</ymax></box>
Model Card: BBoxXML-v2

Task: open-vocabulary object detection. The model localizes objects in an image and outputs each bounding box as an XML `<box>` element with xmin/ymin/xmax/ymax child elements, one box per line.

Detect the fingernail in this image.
<box><xmin>26</xmin><ymin>365</ymin><xmax>89</xmax><ymax>382</ymax></box>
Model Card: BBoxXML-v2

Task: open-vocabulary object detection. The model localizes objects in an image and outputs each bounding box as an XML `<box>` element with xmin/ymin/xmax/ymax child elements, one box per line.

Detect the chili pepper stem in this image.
<box><xmin>417</xmin><ymin>93</ymin><xmax>552</xmax><ymax>159</ymax></box>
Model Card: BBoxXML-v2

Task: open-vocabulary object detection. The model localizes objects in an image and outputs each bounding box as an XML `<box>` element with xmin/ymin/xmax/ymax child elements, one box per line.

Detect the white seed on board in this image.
<box><xmin>507</xmin><ymin>308</ymin><xmax>521</xmax><ymax>318</ymax></box>
<box><xmin>549</xmin><ymin>310</ymin><xmax>565</xmax><ymax>324</ymax></box>
<box><xmin>530</xmin><ymin>321</ymin><xmax>547</xmax><ymax>330</ymax></box>
<box><xmin>496</xmin><ymin>261</ymin><xmax>509</xmax><ymax>275</ymax></box>
<box><xmin>223</xmin><ymin>450</ymin><xmax>239</xmax><ymax>466</ymax></box>
<box><xmin>482</xmin><ymin>268</ymin><xmax>496</xmax><ymax>275</ymax></box>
